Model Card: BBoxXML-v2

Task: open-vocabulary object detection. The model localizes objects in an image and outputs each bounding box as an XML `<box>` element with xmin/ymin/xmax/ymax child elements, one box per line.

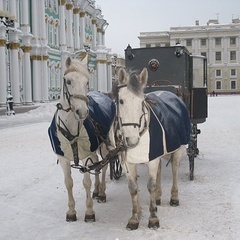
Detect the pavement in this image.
<box><xmin>0</xmin><ymin>105</ymin><xmax>39</xmax><ymax>116</ymax></box>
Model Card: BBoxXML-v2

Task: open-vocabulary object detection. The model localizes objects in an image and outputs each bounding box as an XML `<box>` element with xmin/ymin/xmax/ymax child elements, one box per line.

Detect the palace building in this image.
<box><xmin>139</xmin><ymin>18</ymin><xmax>240</xmax><ymax>94</ymax></box>
<box><xmin>0</xmin><ymin>0</ymin><xmax>112</xmax><ymax>107</ymax></box>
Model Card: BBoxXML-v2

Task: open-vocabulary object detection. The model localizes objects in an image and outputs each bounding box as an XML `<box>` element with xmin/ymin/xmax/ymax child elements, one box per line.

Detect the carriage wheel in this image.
<box><xmin>110</xmin><ymin>156</ymin><xmax>122</xmax><ymax>180</ymax></box>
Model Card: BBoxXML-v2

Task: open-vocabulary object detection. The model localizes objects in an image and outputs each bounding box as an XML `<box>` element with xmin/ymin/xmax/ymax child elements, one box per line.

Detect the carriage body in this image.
<box><xmin>124</xmin><ymin>45</ymin><xmax>207</xmax><ymax>124</ymax></box>
<box><xmin>125</xmin><ymin>45</ymin><xmax>208</xmax><ymax>180</ymax></box>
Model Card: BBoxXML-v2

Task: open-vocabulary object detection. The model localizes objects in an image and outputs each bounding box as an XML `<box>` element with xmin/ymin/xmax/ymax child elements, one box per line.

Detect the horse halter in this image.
<box><xmin>115</xmin><ymin>84</ymin><xmax>148</xmax><ymax>148</ymax></box>
<box><xmin>56</xmin><ymin>77</ymin><xmax>89</xmax><ymax>113</ymax></box>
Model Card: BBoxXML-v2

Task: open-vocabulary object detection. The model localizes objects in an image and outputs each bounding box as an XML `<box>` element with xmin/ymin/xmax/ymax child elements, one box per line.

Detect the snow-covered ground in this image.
<box><xmin>0</xmin><ymin>95</ymin><xmax>240</xmax><ymax>240</ymax></box>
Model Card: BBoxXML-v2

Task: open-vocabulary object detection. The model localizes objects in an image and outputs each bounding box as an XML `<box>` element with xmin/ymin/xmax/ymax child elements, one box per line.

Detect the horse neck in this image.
<box><xmin>57</xmin><ymin>101</ymin><xmax>83</xmax><ymax>137</ymax></box>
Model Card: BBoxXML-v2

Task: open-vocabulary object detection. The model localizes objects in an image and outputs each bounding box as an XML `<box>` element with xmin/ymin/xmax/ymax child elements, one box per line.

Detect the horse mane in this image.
<box><xmin>64</xmin><ymin>58</ymin><xmax>90</xmax><ymax>79</ymax></box>
<box><xmin>112</xmin><ymin>70</ymin><xmax>144</xmax><ymax>99</ymax></box>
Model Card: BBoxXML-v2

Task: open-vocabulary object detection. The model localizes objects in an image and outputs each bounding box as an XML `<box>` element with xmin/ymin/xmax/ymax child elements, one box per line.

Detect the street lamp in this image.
<box><xmin>0</xmin><ymin>10</ymin><xmax>15</xmax><ymax>115</ymax></box>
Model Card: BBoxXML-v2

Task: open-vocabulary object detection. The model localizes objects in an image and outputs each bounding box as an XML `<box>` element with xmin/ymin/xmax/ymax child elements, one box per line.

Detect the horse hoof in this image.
<box><xmin>84</xmin><ymin>213</ymin><xmax>95</xmax><ymax>222</ymax></box>
<box><xmin>97</xmin><ymin>195</ymin><xmax>106</xmax><ymax>203</ymax></box>
<box><xmin>92</xmin><ymin>192</ymin><xmax>98</xmax><ymax>199</ymax></box>
<box><xmin>66</xmin><ymin>214</ymin><xmax>77</xmax><ymax>222</ymax></box>
<box><xmin>126</xmin><ymin>222</ymin><xmax>139</xmax><ymax>230</ymax></box>
<box><xmin>148</xmin><ymin>218</ymin><xmax>160</xmax><ymax>229</ymax></box>
<box><xmin>156</xmin><ymin>199</ymin><xmax>161</xmax><ymax>206</ymax></box>
<box><xmin>170</xmin><ymin>199</ymin><xmax>179</xmax><ymax>207</ymax></box>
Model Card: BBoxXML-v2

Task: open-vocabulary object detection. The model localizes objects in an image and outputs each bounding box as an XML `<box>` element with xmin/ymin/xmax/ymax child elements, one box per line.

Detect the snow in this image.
<box><xmin>0</xmin><ymin>95</ymin><xmax>240</xmax><ymax>240</ymax></box>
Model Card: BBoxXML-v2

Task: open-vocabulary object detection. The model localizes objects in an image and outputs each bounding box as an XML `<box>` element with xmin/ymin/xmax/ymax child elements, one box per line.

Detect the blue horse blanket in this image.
<box><xmin>146</xmin><ymin>91</ymin><xmax>191</xmax><ymax>160</ymax></box>
<box><xmin>48</xmin><ymin>91</ymin><xmax>116</xmax><ymax>156</ymax></box>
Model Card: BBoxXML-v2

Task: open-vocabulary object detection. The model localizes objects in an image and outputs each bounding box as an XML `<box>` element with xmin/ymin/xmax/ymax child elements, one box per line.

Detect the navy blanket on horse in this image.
<box><xmin>48</xmin><ymin>91</ymin><xmax>116</xmax><ymax>156</ymax></box>
<box><xmin>146</xmin><ymin>91</ymin><xmax>191</xmax><ymax>160</ymax></box>
<box><xmin>84</xmin><ymin>91</ymin><xmax>116</xmax><ymax>152</ymax></box>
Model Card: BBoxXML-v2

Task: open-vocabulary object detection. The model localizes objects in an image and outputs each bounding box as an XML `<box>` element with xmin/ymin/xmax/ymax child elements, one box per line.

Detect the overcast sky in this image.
<box><xmin>96</xmin><ymin>0</ymin><xmax>240</xmax><ymax>56</ymax></box>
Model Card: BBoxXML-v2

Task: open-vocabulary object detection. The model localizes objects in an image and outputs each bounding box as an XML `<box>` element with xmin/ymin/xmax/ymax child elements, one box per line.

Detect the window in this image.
<box><xmin>216</xmin><ymin>52</ymin><xmax>221</xmax><ymax>61</ymax></box>
<box><xmin>186</xmin><ymin>39</ymin><xmax>192</xmax><ymax>46</ymax></box>
<box><xmin>231</xmin><ymin>81</ymin><xmax>236</xmax><ymax>89</ymax></box>
<box><xmin>201</xmin><ymin>52</ymin><xmax>206</xmax><ymax>57</ymax></box>
<box><xmin>216</xmin><ymin>81</ymin><xmax>221</xmax><ymax>90</ymax></box>
<box><xmin>215</xmin><ymin>38</ymin><xmax>221</xmax><ymax>45</ymax></box>
<box><xmin>201</xmin><ymin>39</ymin><xmax>206</xmax><ymax>46</ymax></box>
<box><xmin>230</xmin><ymin>37</ymin><xmax>236</xmax><ymax>45</ymax></box>
<box><xmin>216</xmin><ymin>69</ymin><xmax>221</xmax><ymax>77</ymax></box>
<box><xmin>230</xmin><ymin>51</ymin><xmax>236</xmax><ymax>61</ymax></box>
<box><xmin>146</xmin><ymin>44</ymin><xmax>151</xmax><ymax>48</ymax></box>
<box><xmin>231</xmin><ymin>69</ymin><xmax>236</xmax><ymax>76</ymax></box>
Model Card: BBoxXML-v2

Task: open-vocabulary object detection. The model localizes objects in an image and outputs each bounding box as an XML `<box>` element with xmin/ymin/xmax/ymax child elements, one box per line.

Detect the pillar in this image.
<box><xmin>73</xmin><ymin>7</ymin><xmax>80</xmax><ymax>51</ymax></box>
<box><xmin>66</xmin><ymin>2</ymin><xmax>73</xmax><ymax>52</ymax></box>
<box><xmin>0</xmin><ymin>37</ymin><xmax>7</xmax><ymax>106</ymax></box>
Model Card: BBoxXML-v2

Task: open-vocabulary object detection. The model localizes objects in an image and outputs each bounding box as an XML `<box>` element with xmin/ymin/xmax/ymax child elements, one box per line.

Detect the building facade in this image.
<box><xmin>0</xmin><ymin>0</ymin><xmax>113</xmax><ymax>107</ymax></box>
<box><xmin>139</xmin><ymin>18</ymin><xmax>240</xmax><ymax>94</ymax></box>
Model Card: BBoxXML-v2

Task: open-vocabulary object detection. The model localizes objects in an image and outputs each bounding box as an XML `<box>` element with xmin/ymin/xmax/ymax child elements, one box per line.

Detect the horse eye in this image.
<box><xmin>66</xmin><ymin>79</ymin><xmax>71</xmax><ymax>85</ymax></box>
<box><xmin>119</xmin><ymin>99</ymin><xmax>124</xmax><ymax>104</ymax></box>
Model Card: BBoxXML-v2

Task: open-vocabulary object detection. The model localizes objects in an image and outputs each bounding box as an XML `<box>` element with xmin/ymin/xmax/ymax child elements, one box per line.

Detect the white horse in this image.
<box><xmin>48</xmin><ymin>56</ymin><xmax>113</xmax><ymax>222</ymax></box>
<box><xmin>111</xmin><ymin>68</ymin><xmax>191</xmax><ymax>230</ymax></box>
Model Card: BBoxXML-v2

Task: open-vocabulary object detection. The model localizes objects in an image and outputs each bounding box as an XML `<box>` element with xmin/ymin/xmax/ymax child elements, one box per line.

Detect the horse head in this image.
<box><xmin>60</xmin><ymin>56</ymin><xmax>90</xmax><ymax>120</ymax></box>
<box><xmin>113</xmin><ymin>68</ymin><xmax>148</xmax><ymax>148</ymax></box>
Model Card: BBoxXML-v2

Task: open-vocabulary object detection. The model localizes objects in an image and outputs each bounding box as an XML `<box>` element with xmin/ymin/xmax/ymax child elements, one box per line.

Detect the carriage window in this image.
<box><xmin>216</xmin><ymin>81</ymin><xmax>221</xmax><ymax>90</ymax></box>
<box><xmin>215</xmin><ymin>52</ymin><xmax>221</xmax><ymax>61</ymax></box>
<box><xmin>231</xmin><ymin>80</ymin><xmax>236</xmax><ymax>89</ymax></box>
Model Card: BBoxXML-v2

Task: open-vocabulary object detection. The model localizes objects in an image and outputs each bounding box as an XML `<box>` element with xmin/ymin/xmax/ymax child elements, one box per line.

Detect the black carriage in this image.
<box><xmin>124</xmin><ymin>44</ymin><xmax>208</xmax><ymax>180</ymax></box>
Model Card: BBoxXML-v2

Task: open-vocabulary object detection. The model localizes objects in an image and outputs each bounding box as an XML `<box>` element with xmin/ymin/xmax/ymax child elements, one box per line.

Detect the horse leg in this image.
<box><xmin>156</xmin><ymin>158</ymin><xmax>162</xmax><ymax>206</ymax></box>
<box><xmin>93</xmin><ymin>172</ymin><xmax>100</xmax><ymax>199</ymax></box>
<box><xmin>122</xmin><ymin>162</ymin><xmax>141</xmax><ymax>230</ymax></box>
<box><xmin>147</xmin><ymin>159</ymin><xmax>160</xmax><ymax>229</ymax></box>
<box><xmin>59</xmin><ymin>157</ymin><xmax>77</xmax><ymax>221</ymax></box>
<box><xmin>97</xmin><ymin>164</ymin><xmax>108</xmax><ymax>203</ymax></box>
<box><xmin>170</xmin><ymin>150</ymin><xmax>181</xmax><ymax>206</ymax></box>
<box><xmin>83</xmin><ymin>172</ymin><xmax>95</xmax><ymax>222</ymax></box>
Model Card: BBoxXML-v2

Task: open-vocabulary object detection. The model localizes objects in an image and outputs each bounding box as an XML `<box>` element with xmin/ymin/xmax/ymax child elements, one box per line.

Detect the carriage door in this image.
<box><xmin>190</xmin><ymin>55</ymin><xmax>208</xmax><ymax>124</ymax></box>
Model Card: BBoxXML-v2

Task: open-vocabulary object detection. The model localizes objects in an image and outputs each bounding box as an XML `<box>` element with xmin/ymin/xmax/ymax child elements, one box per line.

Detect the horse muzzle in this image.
<box><xmin>74</xmin><ymin>108</ymin><xmax>89</xmax><ymax>121</ymax></box>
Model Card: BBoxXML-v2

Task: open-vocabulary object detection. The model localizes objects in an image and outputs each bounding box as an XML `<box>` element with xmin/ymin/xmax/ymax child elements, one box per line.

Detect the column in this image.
<box><xmin>73</xmin><ymin>7</ymin><xmax>80</xmax><ymax>51</ymax></box>
<box><xmin>20</xmin><ymin>0</ymin><xmax>32</xmax><ymax>104</ymax></box>
<box><xmin>92</xmin><ymin>19</ymin><xmax>97</xmax><ymax>50</ymax></box>
<box><xmin>66</xmin><ymin>2</ymin><xmax>73</xmax><ymax>52</ymax></box>
<box><xmin>80</xmin><ymin>11</ymin><xmax>86</xmax><ymax>49</ymax></box>
<box><xmin>106</xmin><ymin>54</ymin><xmax>112</xmax><ymax>91</ymax></box>
<box><xmin>97</xmin><ymin>28</ymin><xmax>102</xmax><ymax>46</ymax></box>
<box><xmin>223</xmin><ymin>37</ymin><xmax>228</xmax><ymax>65</ymax></box>
<box><xmin>31</xmin><ymin>0</ymin><xmax>41</xmax><ymax>101</ymax></box>
<box><xmin>96</xmin><ymin>46</ymin><xmax>108</xmax><ymax>92</ymax></box>
<box><xmin>208</xmin><ymin>38</ymin><xmax>213</xmax><ymax>65</ymax></box>
<box><xmin>22</xmin><ymin>46</ymin><xmax>32</xmax><ymax>104</ymax></box>
<box><xmin>0</xmin><ymin>36</ymin><xmax>7</xmax><ymax>106</ymax></box>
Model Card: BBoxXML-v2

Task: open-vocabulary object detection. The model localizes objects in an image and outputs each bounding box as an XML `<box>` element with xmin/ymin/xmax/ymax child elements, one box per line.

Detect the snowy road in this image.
<box><xmin>0</xmin><ymin>96</ymin><xmax>240</xmax><ymax>240</ymax></box>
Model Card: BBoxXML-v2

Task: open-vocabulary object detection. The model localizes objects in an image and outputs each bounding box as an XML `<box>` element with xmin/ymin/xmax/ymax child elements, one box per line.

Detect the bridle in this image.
<box><xmin>56</xmin><ymin>73</ymin><xmax>90</xmax><ymax>167</ymax></box>
<box><xmin>56</xmin><ymin>77</ymin><xmax>89</xmax><ymax>112</ymax></box>
<box><xmin>115</xmin><ymin>84</ymin><xmax>149</xmax><ymax>148</ymax></box>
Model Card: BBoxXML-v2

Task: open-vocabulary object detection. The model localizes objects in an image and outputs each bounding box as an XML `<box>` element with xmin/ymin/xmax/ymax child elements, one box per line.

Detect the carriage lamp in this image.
<box><xmin>174</xmin><ymin>43</ymin><xmax>183</xmax><ymax>57</ymax></box>
<box><xmin>125</xmin><ymin>44</ymin><xmax>135</xmax><ymax>60</ymax></box>
<box><xmin>84</xmin><ymin>44</ymin><xmax>90</xmax><ymax>53</ymax></box>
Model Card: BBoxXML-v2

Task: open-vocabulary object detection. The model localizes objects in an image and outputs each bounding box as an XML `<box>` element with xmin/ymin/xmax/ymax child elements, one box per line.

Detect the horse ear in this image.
<box><xmin>81</xmin><ymin>55</ymin><xmax>88</xmax><ymax>66</ymax></box>
<box><xmin>139</xmin><ymin>68</ymin><xmax>148</xmax><ymax>88</ymax></box>
<box><xmin>118</xmin><ymin>68</ymin><xmax>127</xmax><ymax>84</ymax></box>
<box><xmin>65</xmin><ymin>57</ymin><xmax>72</xmax><ymax>68</ymax></box>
